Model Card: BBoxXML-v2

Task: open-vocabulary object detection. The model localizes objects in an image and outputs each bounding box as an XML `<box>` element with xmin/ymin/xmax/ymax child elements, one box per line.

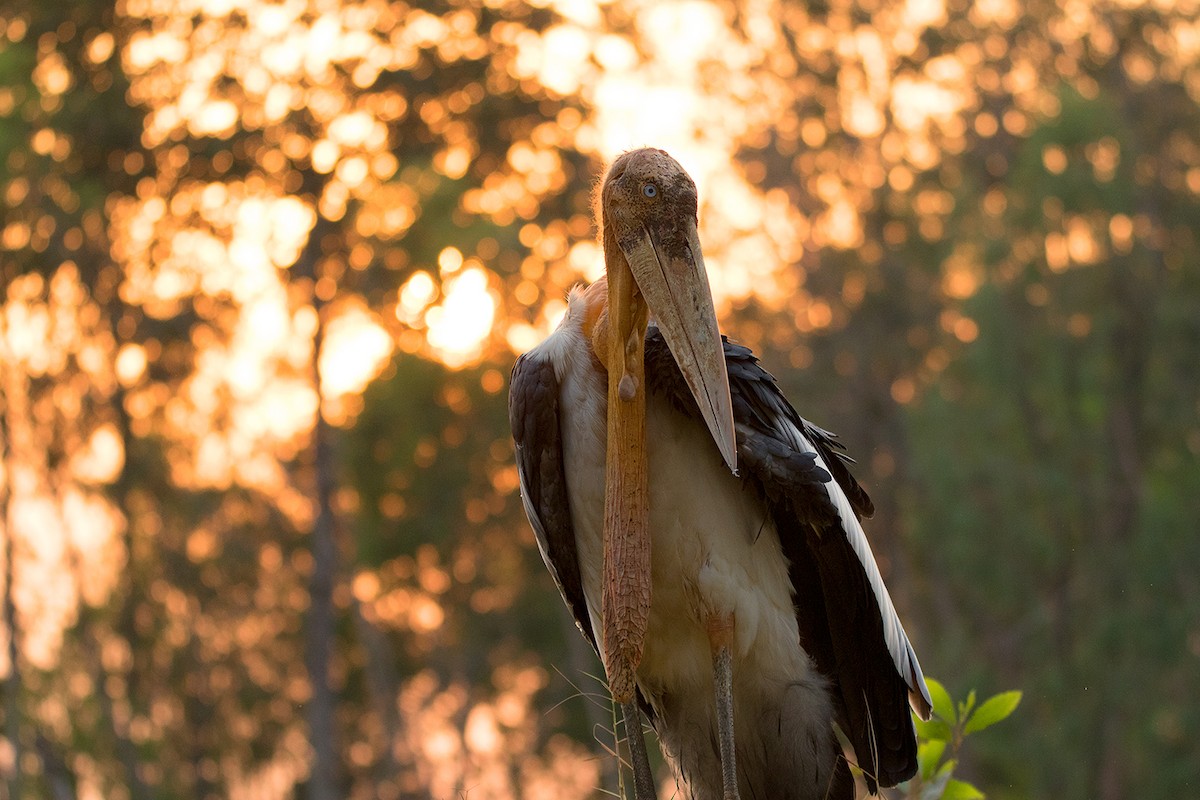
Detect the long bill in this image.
<box><xmin>618</xmin><ymin>220</ymin><xmax>737</xmax><ymax>474</ymax></box>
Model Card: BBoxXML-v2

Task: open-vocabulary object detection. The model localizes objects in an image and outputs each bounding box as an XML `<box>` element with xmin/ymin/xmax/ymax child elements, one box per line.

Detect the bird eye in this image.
<box><xmin>642</xmin><ymin>184</ymin><xmax>658</xmax><ymax>198</ymax></box>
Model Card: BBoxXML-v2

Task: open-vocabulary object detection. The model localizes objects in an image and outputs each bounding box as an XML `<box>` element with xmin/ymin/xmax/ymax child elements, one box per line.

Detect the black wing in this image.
<box><xmin>509</xmin><ymin>352</ymin><xmax>597</xmax><ymax>653</ymax></box>
<box><xmin>645</xmin><ymin>327</ymin><xmax>931</xmax><ymax>791</ymax></box>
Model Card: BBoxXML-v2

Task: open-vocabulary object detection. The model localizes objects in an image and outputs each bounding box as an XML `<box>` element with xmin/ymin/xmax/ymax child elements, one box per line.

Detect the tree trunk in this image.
<box><xmin>35</xmin><ymin>732</ymin><xmax>75</xmax><ymax>800</ymax></box>
<box><xmin>296</xmin><ymin>221</ymin><xmax>341</xmax><ymax>800</ymax></box>
<box><xmin>306</xmin><ymin>400</ymin><xmax>339</xmax><ymax>800</ymax></box>
<box><xmin>350</xmin><ymin>601</ymin><xmax>420</xmax><ymax>799</ymax></box>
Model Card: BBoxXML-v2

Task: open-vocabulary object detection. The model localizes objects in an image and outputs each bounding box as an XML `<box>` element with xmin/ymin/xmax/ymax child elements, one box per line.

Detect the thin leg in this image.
<box><xmin>708</xmin><ymin>613</ymin><xmax>740</xmax><ymax>800</ymax></box>
<box><xmin>621</xmin><ymin>700</ymin><xmax>657</xmax><ymax>800</ymax></box>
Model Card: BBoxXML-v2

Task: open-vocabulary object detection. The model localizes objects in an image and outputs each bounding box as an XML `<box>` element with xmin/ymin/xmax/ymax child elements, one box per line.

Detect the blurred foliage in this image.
<box><xmin>0</xmin><ymin>0</ymin><xmax>1198</xmax><ymax>799</ymax></box>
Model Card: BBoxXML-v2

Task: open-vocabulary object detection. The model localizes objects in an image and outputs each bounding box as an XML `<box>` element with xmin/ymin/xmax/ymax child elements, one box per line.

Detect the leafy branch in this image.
<box><xmin>903</xmin><ymin>679</ymin><xmax>1022</xmax><ymax>800</ymax></box>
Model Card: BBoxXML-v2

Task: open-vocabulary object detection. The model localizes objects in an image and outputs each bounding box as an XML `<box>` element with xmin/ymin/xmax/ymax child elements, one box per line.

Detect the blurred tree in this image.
<box><xmin>0</xmin><ymin>1</ymin><xmax>159</xmax><ymax>797</ymax></box>
<box><xmin>4</xmin><ymin>0</ymin><xmax>602</xmax><ymax>796</ymax></box>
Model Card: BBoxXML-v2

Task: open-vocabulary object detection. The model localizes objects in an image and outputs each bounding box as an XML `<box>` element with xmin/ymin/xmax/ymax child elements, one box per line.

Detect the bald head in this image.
<box><xmin>598</xmin><ymin>148</ymin><xmax>700</xmax><ymax>245</ymax></box>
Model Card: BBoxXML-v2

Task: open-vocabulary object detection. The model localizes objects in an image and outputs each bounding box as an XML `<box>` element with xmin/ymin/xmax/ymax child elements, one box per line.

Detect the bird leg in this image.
<box><xmin>621</xmin><ymin>700</ymin><xmax>658</xmax><ymax>800</ymax></box>
<box><xmin>707</xmin><ymin>612</ymin><xmax>740</xmax><ymax>800</ymax></box>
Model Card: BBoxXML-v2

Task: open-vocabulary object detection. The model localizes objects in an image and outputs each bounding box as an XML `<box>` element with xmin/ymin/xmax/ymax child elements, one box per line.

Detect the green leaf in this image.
<box><xmin>941</xmin><ymin>778</ymin><xmax>986</xmax><ymax>800</ymax></box>
<box><xmin>964</xmin><ymin>690</ymin><xmax>1022</xmax><ymax>734</ymax></box>
<box><xmin>926</xmin><ymin>677</ymin><xmax>956</xmax><ymax>723</ymax></box>
<box><xmin>914</xmin><ymin>715</ymin><xmax>952</xmax><ymax>742</ymax></box>
<box><xmin>918</xmin><ymin>740</ymin><xmax>946</xmax><ymax>780</ymax></box>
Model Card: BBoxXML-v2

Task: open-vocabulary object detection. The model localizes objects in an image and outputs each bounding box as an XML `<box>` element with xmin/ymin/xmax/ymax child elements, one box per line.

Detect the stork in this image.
<box><xmin>509</xmin><ymin>148</ymin><xmax>932</xmax><ymax>800</ymax></box>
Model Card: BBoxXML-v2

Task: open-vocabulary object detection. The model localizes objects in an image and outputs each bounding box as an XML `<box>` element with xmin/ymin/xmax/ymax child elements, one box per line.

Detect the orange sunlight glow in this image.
<box><xmin>494</xmin><ymin>0</ymin><xmax>990</xmax><ymax>334</ymax></box>
<box><xmin>109</xmin><ymin>181</ymin><xmax>338</xmax><ymax>495</ymax></box>
<box><xmin>6</xmin><ymin>495</ymin><xmax>77</xmax><ymax>670</ymax></box>
<box><xmin>422</xmin><ymin>267</ymin><xmax>498</xmax><ymax>369</ymax></box>
<box><xmin>390</xmin><ymin>667</ymin><xmax>600</xmax><ymax>800</ymax></box>
<box><xmin>541</xmin><ymin>0</ymin><xmax>809</xmax><ymax>315</ymax></box>
<box><xmin>1</xmin><ymin>269</ymin><xmax>128</xmax><ymax>671</ymax></box>
<box><xmin>68</xmin><ymin>423</ymin><xmax>125</xmax><ymax>485</ymax></box>
<box><xmin>318</xmin><ymin>303</ymin><xmax>392</xmax><ymax>399</ymax></box>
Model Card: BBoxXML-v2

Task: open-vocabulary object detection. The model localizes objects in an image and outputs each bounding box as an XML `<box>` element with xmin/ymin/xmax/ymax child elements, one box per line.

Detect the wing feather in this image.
<box><xmin>509</xmin><ymin>352</ymin><xmax>597</xmax><ymax>653</ymax></box>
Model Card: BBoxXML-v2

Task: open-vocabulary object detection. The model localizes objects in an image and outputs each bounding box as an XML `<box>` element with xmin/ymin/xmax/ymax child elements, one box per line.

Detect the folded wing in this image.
<box><xmin>645</xmin><ymin>328</ymin><xmax>932</xmax><ymax>791</ymax></box>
